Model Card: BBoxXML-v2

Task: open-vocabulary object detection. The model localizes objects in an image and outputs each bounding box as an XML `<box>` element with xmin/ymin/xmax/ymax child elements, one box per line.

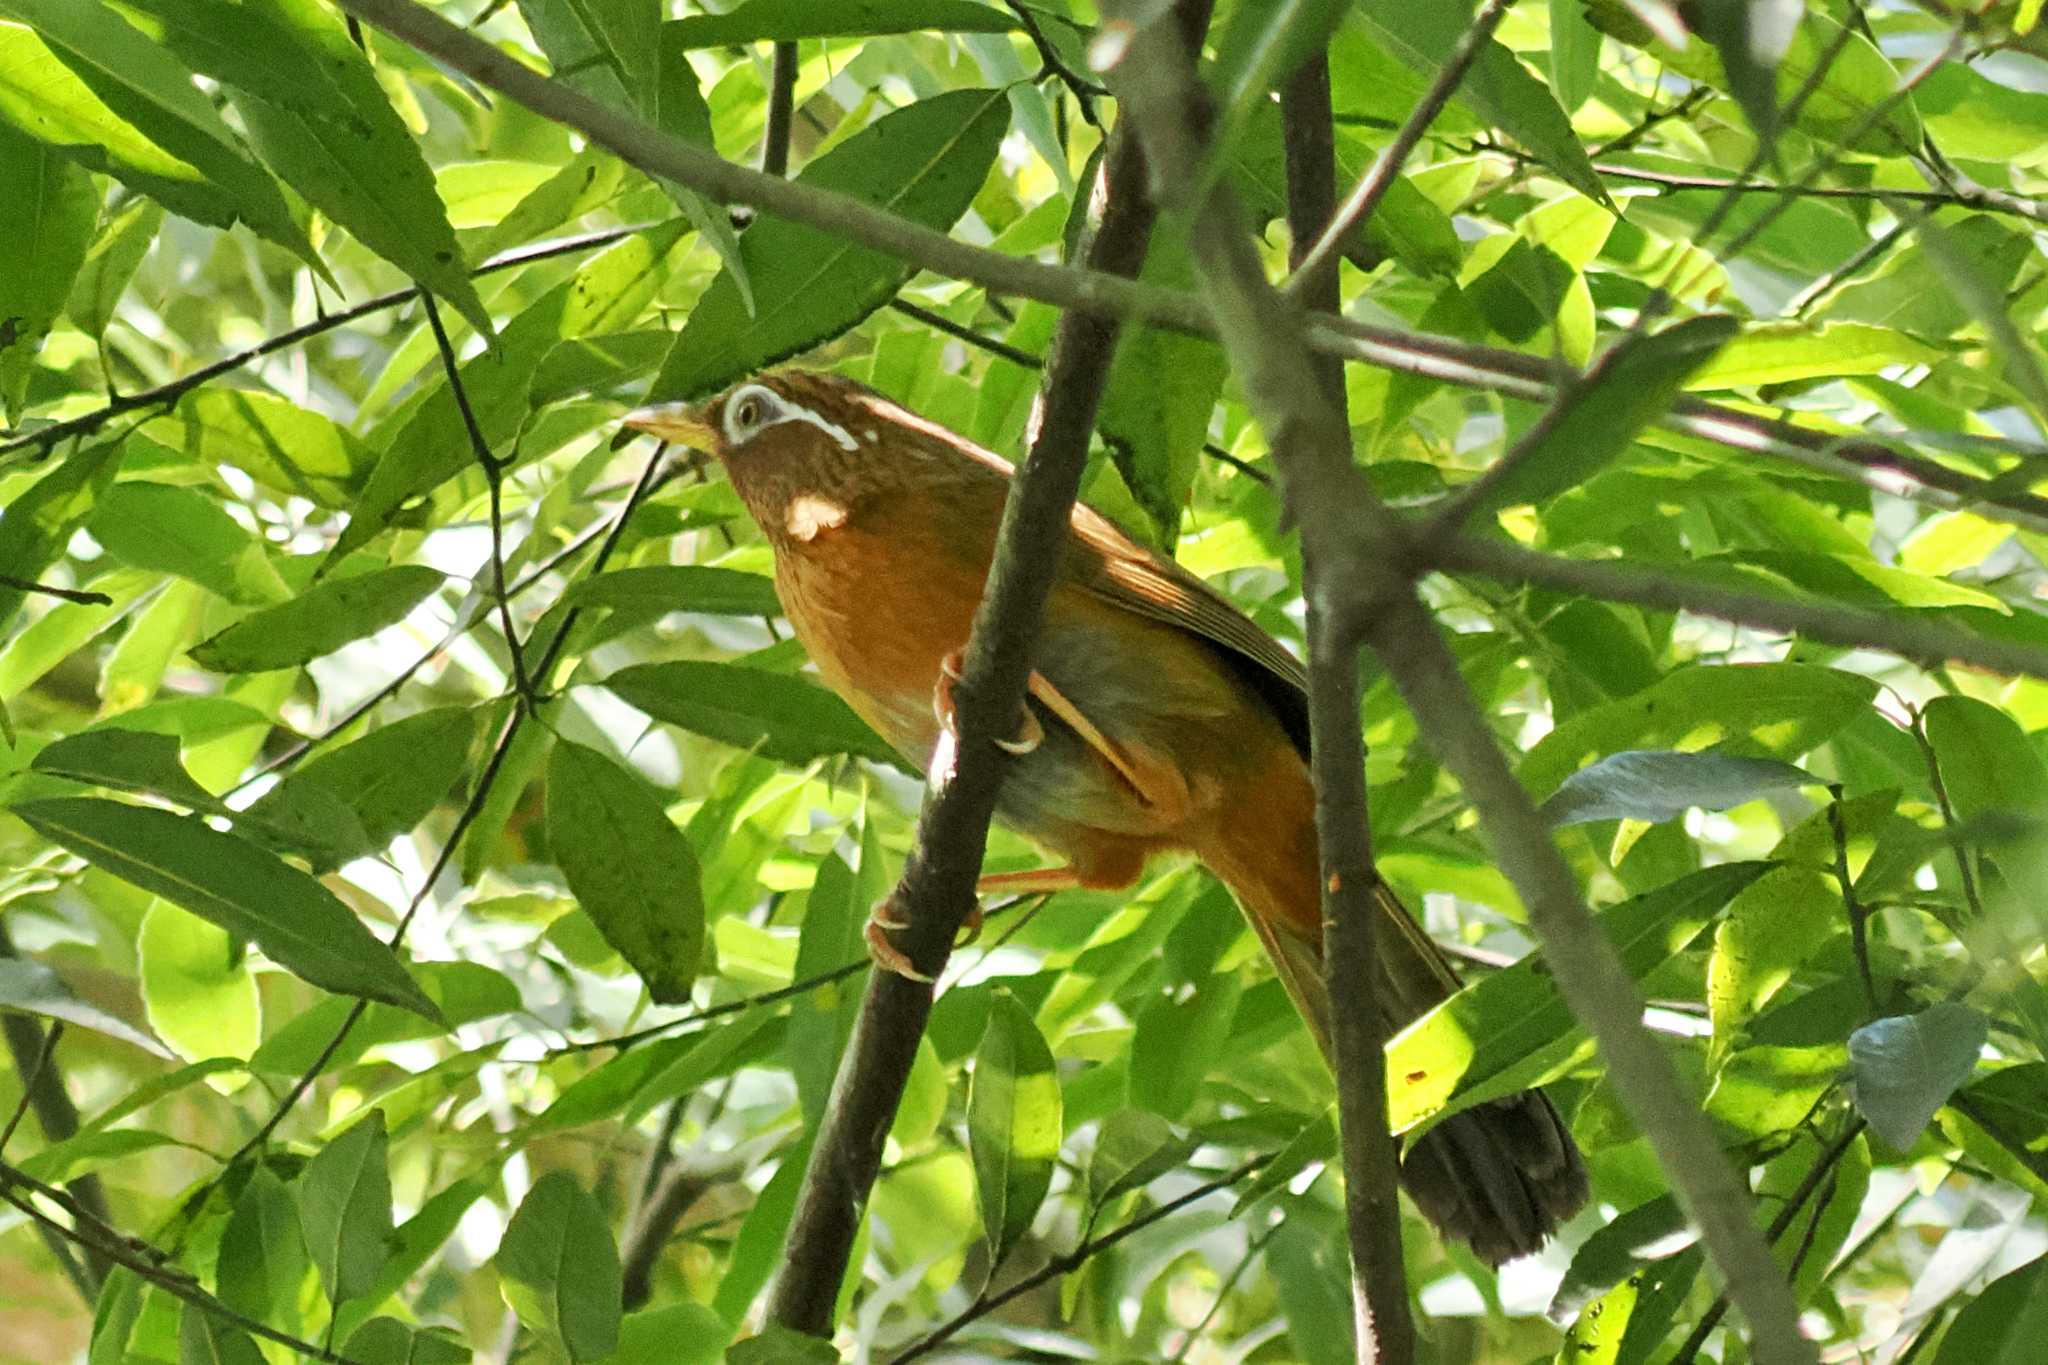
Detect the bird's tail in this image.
<box><xmin>1205</xmin><ymin>802</ymin><xmax>1588</xmax><ymax>1263</ymax></box>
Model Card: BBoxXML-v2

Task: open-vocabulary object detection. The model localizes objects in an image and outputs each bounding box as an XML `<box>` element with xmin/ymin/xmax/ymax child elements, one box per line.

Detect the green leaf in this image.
<box><xmin>31</xmin><ymin>727</ymin><xmax>219</xmax><ymax>810</ymax></box>
<box><xmin>0</xmin><ymin>120</ymin><xmax>96</xmax><ymax>419</ymax></box>
<box><xmin>1704</xmin><ymin>1043</ymin><xmax>1848</xmax><ymax>1141</ymax></box>
<box><xmin>664</xmin><ymin>0</ymin><xmax>1018</xmax><ymax>45</ymax></box>
<box><xmin>650</xmin><ymin>86</ymin><xmax>1011</xmax><ymax>401</ymax></box>
<box><xmin>342</xmin><ymin>1318</ymin><xmax>471</xmax><ymax>1365</ymax></box>
<box><xmin>495</xmin><ymin>1171</ymin><xmax>622</xmax><ymax>1363</ymax></box>
<box><xmin>299</xmin><ymin>1109</ymin><xmax>394</xmax><ymax>1308</ymax></box>
<box><xmin>244</xmin><ymin>705</ymin><xmax>486</xmax><ymax>873</ymax></box>
<box><xmin>1352</xmin><ymin>0</ymin><xmax>1611</xmax><ymax>208</ymax></box>
<box><xmin>725</xmin><ymin>1326</ymin><xmax>838</xmax><ymax>1365</ymax></box>
<box><xmin>1548</xmin><ymin>1193</ymin><xmax>1690</xmax><ymax>1322</ymax></box>
<box><xmin>217</xmin><ymin>1167</ymin><xmax>308</xmax><ymax>1323</ymax></box>
<box><xmin>1933</xmin><ymin>1253</ymin><xmax>2048</xmax><ymax>1365</ymax></box>
<box><xmin>1706</xmin><ymin>866</ymin><xmax>1838</xmax><ymax>1055</ymax></box>
<box><xmin>544</xmin><ymin>740</ymin><xmax>704</xmax><ymax>1005</ymax></box>
<box><xmin>1548</xmin><ymin>0</ymin><xmax>1600</xmax><ymax>113</ymax></box>
<box><xmin>190</xmin><ymin>566</ymin><xmax>445</xmax><ymax>673</ymax></box>
<box><xmin>140</xmin><ymin>0</ymin><xmax>486</xmax><ymax>329</ymax></box>
<box><xmin>1470</xmin><ymin>315</ymin><xmax>1737</xmax><ymax>518</ymax></box>
<box><xmin>1086</xmin><ymin>1110</ymin><xmax>1194</xmax><ymax>1208</ymax></box>
<box><xmin>968</xmin><ymin>989</ymin><xmax>1061</xmax><ymax>1271</ymax></box>
<box><xmin>1520</xmin><ymin>663</ymin><xmax>1878</xmax><ymax>800</ymax></box>
<box><xmin>1386</xmin><ymin>862</ymin><xmax>1771</xmax><ymax>1131</ymax></box>
<box><xmin>1129</xmin><ymin>969</ymin><xmax>1241</xmax><ymax>1121</ymax></box>
<box><xmin>86</xmin><ymin>482</ymin><xmax>289</xmax><ymax>606</ymax></box>
<box><xmin>11</xmin><ymin>798</ymin><xmax>436</xmax><ymax>1017</ymax></box>
<box><xmin>177</xmin><ymin>1305</ymin><xmax>264</xmax><ymax>1365</ymax></box>
<box><xmin>1923</xmin><ymin>694</ymin><xmax>2048</xmax><ymax>824</ymax></box>
<box><xmin>1689</xmin><ymin>0</ymin><xmax>1800</xmax><ymax>151</ymax></box>
<box><xmin>1916</xmin><ymin>62</ymin><xmax>2048</xmax><ymax>161</ymax></box>
<box><xmin>144</xmin><ymin>389</ymin><xmax>376</xmax><ymax>510</ymax></box>
<box><xmin>0</xmin><ymin>4</ymin><xmax>316</xmax><ymax>266</ymax></box>
<box><xmin>1686</xmin><ymin>321</ymin><xmax>1945</xmax><ymax>388</ymax></box>
<box><xmin>1542</xmin><ymin>748</ymin><xmax>1814</xmax><ymax>826</ymax></box>
<box><xmin>603</xmin><ymin>1304</ymin><xmax>729</xmax><ymax>1365</ymax></box>
<box><xmin>138</xmin><ymin>900</ymin><xmax>259</xmax><ymax>1064</ymax></box>
<box><xmin>67</xmin><ymin>196</ymin><xmax>161</xmax><ymax>344</ymax></box>
<box><xmin>0</xmin><ymin>955</ymin><xmax>169</xmax><ymax>1056</ymax></box>
<box><xmin>1849</xmin><ymin>1002</ymin><xmax>1988</xmax><ymax>1151</ymax></box>
<box><xmin>335</xmin><ymin>223</ymin><xmax>686</xmax><ymax>564</ymax></box>
<box><xmin>565</xmin><ymin>565</ymin><xmax>781</xmax><ymax>618</ymax></box>
<box><xmin>1638</xmin><ymin>8</ymin><xmax>1921</xmax><ymax>155</ymax></box>
<box><xmin>787</xmin><ymin>852</ymin><xmax>863</xmax><ymax>1127</ymax></box>
<box><xmin>0</xmin><ymin>439</ymin><xmax>120</xmax><ymax>633</ymax></box>
<box><xmin>600</xmin><ymin>660</ymin><xmax>902</xmax><ymax>767</ymax></box>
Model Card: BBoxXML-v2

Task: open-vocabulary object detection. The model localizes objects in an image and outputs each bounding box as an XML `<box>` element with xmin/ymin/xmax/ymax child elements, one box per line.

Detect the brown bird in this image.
<box><xmin>624</xmin><ymin>369</ymin><xmax>1587</xmax><ymax>1262</ymax></box>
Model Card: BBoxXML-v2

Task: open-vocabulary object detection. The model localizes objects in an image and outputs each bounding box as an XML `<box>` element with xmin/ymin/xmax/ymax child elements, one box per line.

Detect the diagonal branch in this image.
<box><xmin>761</xmin><ymin>71</ymin><xmax>1183</xmax><ymax>1334</ymax></box>
<box><xmin>1100</xmin><ymin>8</ymin><xmax>1817</xmax><ymax>1363</ymax></box>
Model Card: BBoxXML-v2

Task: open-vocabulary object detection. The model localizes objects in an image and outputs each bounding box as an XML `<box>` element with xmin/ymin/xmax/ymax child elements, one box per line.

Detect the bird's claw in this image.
<box><xmin>863</xmin><ymin>897</ymin><xmax>986</xmax><ymax>982</ymax></box>
<box><xmin>932</xmin><ymin>649</ymin><xmax>1041</xmax><ymax>755</ymax></box>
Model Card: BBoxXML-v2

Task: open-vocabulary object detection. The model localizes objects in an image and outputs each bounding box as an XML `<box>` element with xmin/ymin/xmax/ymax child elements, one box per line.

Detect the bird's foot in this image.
<box><xmin>932</xmin><ymin>649</ymin><xmax>1042</xmax><ymax>755</ymax></box>
<box><xmin>863</xmin><ymin>896</ymin><xmax>985</xmax><ymax>982</ymax></box>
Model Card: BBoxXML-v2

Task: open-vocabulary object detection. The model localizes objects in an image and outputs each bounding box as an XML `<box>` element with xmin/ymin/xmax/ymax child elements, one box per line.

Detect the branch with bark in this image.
<box><xmin>1099</xmin><ymin>7</ymin><xmax>1816</xmax><ymax>1363</ymax></box>
<box><xmin>763</xmin><ymin>88</ymin><xmax>1177</xmax><ymax>1334</ymax></box>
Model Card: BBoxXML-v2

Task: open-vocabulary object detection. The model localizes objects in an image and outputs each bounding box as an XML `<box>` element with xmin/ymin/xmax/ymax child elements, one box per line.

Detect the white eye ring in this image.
<box><xmin>723</xmin><ymin>384</ymin><xmax>781</xmax><ymax>445</ymax></box>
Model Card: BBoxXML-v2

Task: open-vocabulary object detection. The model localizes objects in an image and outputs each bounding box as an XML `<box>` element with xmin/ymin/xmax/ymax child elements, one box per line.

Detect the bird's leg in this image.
<box><xmin>933</xmin><ymin>649</ymin><xmax>1042</xmax><ymax>755</ymax></box>
<box><xmin>863</xmin><ymin>867</ymin><xmax>1086</xmax><ymax>981</ymax></box>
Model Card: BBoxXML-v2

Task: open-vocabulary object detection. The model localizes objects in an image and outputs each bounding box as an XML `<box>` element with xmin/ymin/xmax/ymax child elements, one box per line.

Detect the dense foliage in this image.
<box><xmin>1</xmin><ymin>1</ymin><xmax>2047</xmax><ymax>1363</ymax></box>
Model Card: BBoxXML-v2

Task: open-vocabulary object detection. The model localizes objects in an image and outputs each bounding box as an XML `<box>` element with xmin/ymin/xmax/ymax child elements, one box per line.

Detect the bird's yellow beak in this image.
<box><xmin>621</xmin><ymin>400</ymin><xmax>715</xmax><ymax>449</ymax></box>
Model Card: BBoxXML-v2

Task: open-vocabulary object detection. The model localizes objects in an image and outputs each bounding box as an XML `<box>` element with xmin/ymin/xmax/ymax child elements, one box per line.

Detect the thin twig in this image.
<box><xmin>888</xmin><ymin>1155</ymin><xmax>1268</xmax><ymax>1363</ymax></box>
<box><xmin>0</xmin><ymin>576</ymin><xmax>112</xmax><ymax>606</ymax></box>
<box><xmin>0</xmin><ymin>1160</ymin><xmax>373</xmax><ymax>1365</ymax></box>
<box><xmin>0</xmin><ymin>1020</ymin><xmax>59</xmax><ymax>1154</ymax></box>
<box><xmin>421</xmin><ymin>292</ymin><xmax>540</xmax><ymax>713</ymax></box>
<box><xmin>1282</xmin><ymin>0</ymin><xmax>1511</xmax><ymax>297</ymax></box>
<box><xmin>0</xmin><ymin>224</ymin><xmax>646</xmax><ymax>461</ymax></box>
<box><xmin>1829</xmin><ymin>790</ymin><xmax>1882</xmax><ymax>1015</ymax></box>
<box><xmin>1429</xmin><ymin>536</ymin><xmax>2048</xmax><ymax>682</ymax></box>
<box><xmin>1007</xmin><ymin>0</ymin><xmax>1104</xmax><ymax>125</ymax></box>
<box><xmin>220</xmin><ymin>447</ymin><xmax>669</xmax><ymax>1169</ymax></box>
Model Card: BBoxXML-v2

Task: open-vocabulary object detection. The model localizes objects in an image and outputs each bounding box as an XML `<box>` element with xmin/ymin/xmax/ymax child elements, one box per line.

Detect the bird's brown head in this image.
<box><xmin>622</xmin><ymin>368</ymin><xmax>1011</xmax><ymax>546</ymax></box>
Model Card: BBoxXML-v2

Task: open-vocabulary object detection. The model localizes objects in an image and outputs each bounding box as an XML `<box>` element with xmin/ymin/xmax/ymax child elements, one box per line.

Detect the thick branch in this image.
<box><xmin>762</xmin><ymin>104</ymin><xmax>1175</xmax><ymax>1333</ymax></box>
<box><xmin>1280</xmin><ymin>53</ymin><xmax>1412</xmax><ymax>1365</ymax></box>
<box><xmin>1103</xmin><ymin>9</ymin><xmax>1815</xmax><ymax>1363</ymax></box>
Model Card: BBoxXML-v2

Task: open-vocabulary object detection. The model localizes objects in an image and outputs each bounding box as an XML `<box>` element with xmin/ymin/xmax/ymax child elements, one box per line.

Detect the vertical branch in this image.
<box><xmin>1101</xmin><ymin>8</ymin><xmax>1816</xmax><ymax>1363</ymax></box>
<box><xmin>764</xmin><ymin>27</ymin><xmax>1195</xmax><ymax>1326</ymax></box>
<box><xmin>1279</xmin><ymin>54</ymin><xmax>1413</xmax><ymax>1365</ymax></box>
<box><xmin>761</xmin><ymin>42</ymin><xmax>797</xmax><ymax>178</ymax></box>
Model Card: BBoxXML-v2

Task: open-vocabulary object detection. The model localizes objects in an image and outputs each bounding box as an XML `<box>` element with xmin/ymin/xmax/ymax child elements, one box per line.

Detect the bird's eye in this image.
<box><xmin>722</xmin><ymin>385</ymin><xmax>780</xmax><ymax>445</ymax></box>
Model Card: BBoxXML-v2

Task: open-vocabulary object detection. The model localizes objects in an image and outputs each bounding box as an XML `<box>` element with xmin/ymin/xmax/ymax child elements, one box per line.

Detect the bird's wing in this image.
<box><xmin>1063</xmin><ymin>504</ymin><xmax>1312</xmax><ymax>755</ymax></box>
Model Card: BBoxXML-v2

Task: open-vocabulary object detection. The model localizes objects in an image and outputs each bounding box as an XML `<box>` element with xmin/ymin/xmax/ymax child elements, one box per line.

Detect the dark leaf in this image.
<box><xmin>1849</xmin><ymin>1002</ymin><xmax>1988</xmax><ymax>1151</ymax></box>
<box><xmin>600</xmin><ymin>660</ymin><xmax>902</xmax><ymax>767</ymax></box>
<box><xmin>11</xmin><ymin>798</ymin><xmax>436</xmax><ymax>1017</ymax></box>
<box><xmin>1542</xmin><ymin>747</ymin><xmax>1814</xmax><ymax>826</ymax></box>
<box><xmin>544</xmin><ymin>740</ymin><xmax>704</xmax><ymax>1004</ymax></box>
<box><xmin>968</xmin><ymin>989</ymin><xmax>1060</xmax><ymax>1272</ymax></box>
<box><xmin>649</xmin><ymin>87</ymin><xmax>1010</xmax><ymax>400</ymax></box>
<box><xmin>190</xmin><ymin>566</ymin><xmax>445</xmax><ymax>673</ymax></box>
<box><xmin>496</xmin><ymin>1172</ymin><xmax>623</xmax><ymax>1363</ymax></box>
<box><xmin>299</xmin><ymin>1110</ymin><xmax>394</xmax><ymax>1307</ymax></box>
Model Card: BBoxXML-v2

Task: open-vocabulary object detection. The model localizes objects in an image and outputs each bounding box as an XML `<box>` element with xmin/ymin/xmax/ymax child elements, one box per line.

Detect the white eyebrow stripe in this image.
<box><xmin>771</xmin><ymin>401</ymin><xmax>859</xmax><ymax>452</ymax></box>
